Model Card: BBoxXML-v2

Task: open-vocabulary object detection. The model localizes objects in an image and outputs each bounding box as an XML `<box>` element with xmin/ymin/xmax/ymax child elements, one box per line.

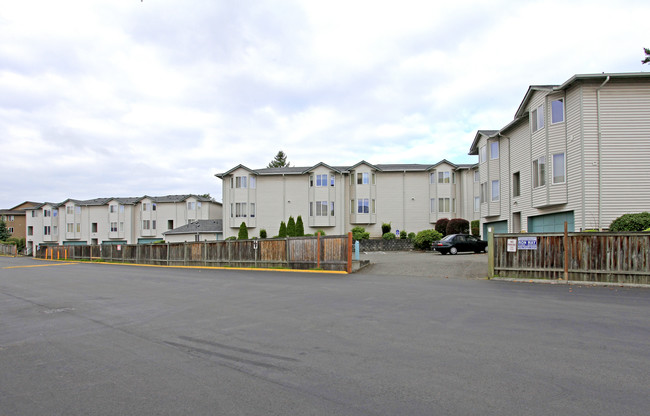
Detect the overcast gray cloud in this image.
<box><xmin>1</xmin><ymin>0</ymin><xmax>648</xmax><ymax>207</ymax></box>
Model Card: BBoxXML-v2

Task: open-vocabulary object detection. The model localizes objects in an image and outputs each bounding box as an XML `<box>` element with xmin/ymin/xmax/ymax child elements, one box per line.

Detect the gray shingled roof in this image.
<box><xmin>228</xmin><ymin>162</ymin><xmax>463</xmax><ymax>176</ymax></box>
<box><xmin>163</xmin><ymin>219</ymin><xmax>223</xmax><ymax>235</ymax></box>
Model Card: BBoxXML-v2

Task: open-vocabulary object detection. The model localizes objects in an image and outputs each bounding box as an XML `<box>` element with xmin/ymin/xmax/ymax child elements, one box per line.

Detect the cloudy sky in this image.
<box><xmin>1</xmin><ymin>0</ymin><xmax>648</xmax><ymax>207</ymax></box>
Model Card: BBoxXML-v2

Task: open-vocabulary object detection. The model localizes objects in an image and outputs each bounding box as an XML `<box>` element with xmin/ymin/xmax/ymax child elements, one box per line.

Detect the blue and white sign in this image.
<box><xmin>518</xmin><ymin>237</ymin><xmax>538</xmax><ymax>250</ymax></box>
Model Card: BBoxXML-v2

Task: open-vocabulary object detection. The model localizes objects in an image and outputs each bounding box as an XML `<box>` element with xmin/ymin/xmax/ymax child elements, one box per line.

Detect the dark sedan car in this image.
<box><xmin>432</xmin><ymin>234</ymin><xmax>488</xmax><ymax>255</ymax></box>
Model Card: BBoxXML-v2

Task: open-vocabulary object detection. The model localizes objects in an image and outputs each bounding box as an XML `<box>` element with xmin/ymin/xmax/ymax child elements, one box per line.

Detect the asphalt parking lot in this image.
<box><xmin>1</xmin><ymin>255</ymin><xmax>648</xmax><ymax>415</ymax></box>
<box><xmin>359</xmin><ymin>250</ymin><xmax>488</xmax><ymax>279</ymax></box>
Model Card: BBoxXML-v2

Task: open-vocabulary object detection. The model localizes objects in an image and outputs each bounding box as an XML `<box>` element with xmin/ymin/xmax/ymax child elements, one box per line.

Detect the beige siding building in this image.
<box><xmin>25</xmin><ymin>195</ymin><xmax>222</xmax><ymax>254</ymax></box>
<box><xmin>217</xmin><ymin>161</ymin><xmax>480</xmax><ymax>239</ymax></box>
<box><xmin>470</xmin><ymin>72</ymin><xmax>650</xmax><ymax>235</ymax></box>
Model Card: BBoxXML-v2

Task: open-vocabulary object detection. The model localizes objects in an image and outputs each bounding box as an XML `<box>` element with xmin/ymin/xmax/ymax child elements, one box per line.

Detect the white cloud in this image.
<box><xmin>1</xmin><ymin>0</ymin><xmax>649</xmax><ymax>206</ymax></box>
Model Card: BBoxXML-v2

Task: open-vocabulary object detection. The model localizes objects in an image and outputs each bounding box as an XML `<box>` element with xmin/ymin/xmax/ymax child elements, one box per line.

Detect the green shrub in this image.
<box><xmin>407</xmin><ymin>232</ymin><xmax>416</xmax><ymax>240</ymax></box>
<box><xmin>435</xmin><ymin>218</ymin><xmax>450</xmax><ymax>236</ymax></box>
<box><xmin>296</xmin><ymin>216</ymin><xmax>305</xmax><ymax>236</ymax></box>
<box><xmin>315</xmin><ymin>229</ymin><xmax>326</xmax><ymax>236</ymax></box>
<box><xmin>381</xmin><ymin>222</ymin><xmax>392</xmax><ymax>235</ymax></box>
<box><xmin>0</xmin><ymin>220</ymin><xmax>9</xmax><ymax>241</ymax></box>
<box><xmin>226</xmin><ymin>236</ymin><xmax>237</xmax><ymax>240</ymax></box>
<box><xmin>447</xmin><ymin>218</ymin><xmax>470</xmax><ymax>235</ymax></box>
<box><xmin>400</xmin><ymin>230</ymin><xmax>407</xmax><ymax>239</ymax></box>
<box><xmin>237</xmin><ymin>222</ymin><xmax>249</xmax><ymax>239</ymax></box>
<box><xmin>471</xmin><ymin>220</ymin><xmax>480</xmax><ymax>236</ymax></box>
<box><xmin>5</xmin><ymin>237</ymin><xmax>26</xmax><ymax>252</ymax></box>
<box><xmin>609</xmin><ymin>212</ymin><xmax>650</xmax><ymax>232</ymax></box>
<box><xmin>278</xmin><ymin>221</ymin><xmax>287</xmax><ymax>238</ymax></box>
<box><xmin>259</xmin><ymin>229</ymin><xmax>267</xmax><ymax>239</ymax></box>
<box><xmin>351</xmin><ymin>226</ymin><xmax>370</xmax><ymax>241</ymax></box>
<box><xmin>382</xmin><ymin>232</ymin><xmax>396</xmax><ymax>240</ymax></box>
<box><xmin>287</xmin><ymin>216</ymin><xmax>296</xmax><ymax>237</ymax></box>
<box><xmin>413</xmin><ymin>229</ymin><xmax>443</xmax><ymax>250</ymax></box>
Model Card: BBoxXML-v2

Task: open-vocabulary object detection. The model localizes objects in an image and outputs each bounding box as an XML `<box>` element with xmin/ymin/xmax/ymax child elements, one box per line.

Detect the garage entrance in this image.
<box><xmin>528</xmin><ymin>211</ymin><xmax>574</xmax><ymax>232</ymax></box>
<box><xmin>483</xmin><ymin>220</ymin><xmax>508</xmax><ymax>238</ymax></box>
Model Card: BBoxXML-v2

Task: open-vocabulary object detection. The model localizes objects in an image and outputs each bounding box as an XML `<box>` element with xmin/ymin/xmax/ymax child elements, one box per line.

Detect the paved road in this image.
<box><xmin>1</xmin><ymin>256</ymin><xmax>648</xmax><ymax>415</ymax></box>
<box><xmin>359</xmin><ymin>250</ymin><xmax>488</xmax><ymax>279</ymax></box>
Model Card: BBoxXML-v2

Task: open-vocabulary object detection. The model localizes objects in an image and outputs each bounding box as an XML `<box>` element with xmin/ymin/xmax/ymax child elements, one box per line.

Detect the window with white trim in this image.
<box><xmin>28</xmin><ymin>226</ymin><xmax>33</xmax><ymax>236</ymax></box>
<box><xmin>438</xmin><ymin>198</ymin><xmax>450</xmax><ymax>213</ymax></box>
<box><xmin>357</xmin><ymin>172</ymin><xmax>369</xmax><ymax>185</ymax></box>
<box><xmin>533</xmin><ymin>156</ymin><xmax>546</xmax><ymax>188</ymax></box>
<box><xmin>474</xmin><ymin>171</ymin><xmax>479</xmax><ymax>182</ymax></box>
<box><xmin>532</xmin><ymin>104</ymin><xmax>545</xmax><ymax>132</ymax></box>
<box><xmin>491</xmin><ymin>180</ymin><xmax>500</xmax><ymax>202</ymax></box>
<box><xmin>67</xmin><ymin>223</ymin><xmax>73</xmax><ymax>233</ymax></box>
<box><xmin>142</xmin><ymin>220</ymin><xmax>151</xmax><ymax>230</ymax></box>
<box><xmin>551</xmin><ymin>99</ymin><xmax>564</xmax><ymax>124</ymax></box>
<box><xmin>357</xmin><ymin>198</ymin><xmax>369</xmax><ymax>214</ymax></box>
<box><xmin>187</xmin><ymin>202</ymin><xmax>196</xmax><ymax>210</ymax></box>
<box><xmin>44</xmin><ymin>226</ymin><xmax>51</xmax><ymax>235</ymax></box>
<box><xmin>479</xmin><ymin>146</ymin><xmax>487</xmax><ymax>163</ymax></box>
<box><xmin>111</xmin><ymin>222</ymin><xmax>118</xmax><ymax>232</ymax></box>
<box><xmin>513</xmin><ymin>172</ymin><xmax>521</xmax><ymax>197</ymax></box>
<box><xmin>474</xmin><ymin>197</ymin><xmax>480</xmax><ymax>212</ymax></box>
<box><xmin>330</xmin><ymin>201</ymin><xmax>335</xmax><ymax>216</ymax></box>
<box><xmin>316</xmin><ymin>174</ymin><xmax>328</xmax><ymax>187</ymax></box>
<box><xmin>480</xmin><ymin>182</ymin><xmax>487</xmax><ymax>203</ymax></box>
<box><xmin>552</xmin><ymin>153</ymin><xmax>566</xmax><ymax>184</ymax></box>
<box><xmin>316</xmin><ymin>201</ymin><xmax>328</xmax><ymax>216</ymax></box>
<box><xmin>490</xmin><ymin>141</ymin><xmax>499</xmax><ymax>159</ymax></box>
<box><xmin>250</xmin><ymin>203</ymin><xmax>255</xmax><ymax>218</ymax></box>
<box><xmin>438</xmin><ymin>171</ymin><xmax>450</xmax><ymax>184</ymax></box>
<box><xmin>235</xmin><ymin>202</ymin><xmax>247</xmax><ymax>217</ymax></box>
<box><xmin>110</xmin><ymin>205</ymin><xmax>117</xmax><ymax>213</ymax></box>
<box><xmin>235</xmin><ymin>176</ymin><xmax>247</xmax><ymax>188</ymax></box>
<box><xmin>250</xmin><ymin>176</ymin><xmax>256</xmax><ymax>189</ymax></box>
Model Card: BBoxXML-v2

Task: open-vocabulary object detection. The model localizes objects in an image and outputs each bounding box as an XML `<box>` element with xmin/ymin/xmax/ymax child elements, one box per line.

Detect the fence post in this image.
<box><xmin>487</xmin><ymin>228</ymin><xmax>494</xmax><ymax>279</ymax></box>
<box><xmin>317</xmin><ymin>232</ymin><xmax>321</xmax><ymax>269</ymax></box>
<box><xmin>347</xmin><ymin>232</ymin><xmax>353</xmax><ymax>273</ymax></box>
<box><xmin>564</xmin><ymin>221</ymin><xmax>569</xmax><ymax>281</ymax></box>
<box><xmin>286</xmin><ymin>237</ymin><xmax>291</xmax><ymax>268</ymax></box>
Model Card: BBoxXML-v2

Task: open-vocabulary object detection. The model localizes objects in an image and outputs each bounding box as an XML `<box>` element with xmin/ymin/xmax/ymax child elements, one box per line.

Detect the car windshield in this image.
<box><xmin>440</xmin><ymin>235</ymin><xmax>456</xmax><ymax>242</ymax></box>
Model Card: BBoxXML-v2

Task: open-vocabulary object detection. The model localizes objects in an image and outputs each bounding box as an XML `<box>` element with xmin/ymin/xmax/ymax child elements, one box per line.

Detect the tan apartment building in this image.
<box><xmin>25</xmin><ymin>195</ymin><xmax>221</xmax><ymax>254</ymax></box>
<box><xmin>470</xmin><ymin>72</ymin><xmax>650</xmax><ymax>236</ymax></box>
<box><xmin>0</xmin><ymin>201</ymin><xmax>40</xmax><ymax>240</ymax></box>
<box><xmin>216</xmin><ymin>161</ymin><xmax>480</xmax><ymax>239</ymax></box>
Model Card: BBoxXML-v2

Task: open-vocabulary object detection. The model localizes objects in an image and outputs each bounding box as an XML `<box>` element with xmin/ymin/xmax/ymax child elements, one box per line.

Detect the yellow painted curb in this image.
<box><xmin>32</xmin><ymin>257</ymin><xmax>348</xmax><ymax>274</ymax></box>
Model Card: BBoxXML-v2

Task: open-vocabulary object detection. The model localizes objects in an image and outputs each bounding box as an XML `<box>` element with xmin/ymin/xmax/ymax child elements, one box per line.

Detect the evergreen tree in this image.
<box><xmin>267</xmin><ymin>150</ymin><xmax>290</xmax><ymax>168</ymax></box>
<box><xmin>643</xmin><ymin>47</ymin><xmax>650</xmax><ymax>65</ymax></box>
<box><xmin>0</xmin><ymin>220</ymin><xmax>9</xmax><ymax>241</ymax></box>
<box><xmin>296</xmin><ymin>215</ymin><xmax>305</xmax><ymax>236</ymax></box>
<box><xmin>278</xmin><ymin>221</ymin><xmax>287</xmax><ymax>238</ymax></box>
<box><xmin>237</xmin><ymin>222</ymin><xmax>248</xmax><ymax>240</ymax></box>
<box><xmin>287</xmin><ymin>216</ymin><xmax>296</xmax><ymax>237</ymax></box>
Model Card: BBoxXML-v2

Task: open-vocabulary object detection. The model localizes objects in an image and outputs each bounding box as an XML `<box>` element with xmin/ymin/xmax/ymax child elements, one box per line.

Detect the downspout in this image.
<box><xmin>596</xmin><ymin>76</ymin><xmax>610</xmax><ymax>230</ymax></box>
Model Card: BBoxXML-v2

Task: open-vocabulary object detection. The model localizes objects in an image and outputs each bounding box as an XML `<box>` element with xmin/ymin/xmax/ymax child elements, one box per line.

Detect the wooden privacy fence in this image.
<box><xmin>490</xmin><ymin>231</ymin><xmax>650</xmax><ymax>284</ymax></box>
<box><xmin>35</xmin><ymin>234</ymin><xmax>354</xmax><ymax>272</ymax></box>
<box><xmin>1</xmin><ymin>243</ymin><xmax>18</xmax><ymax>256</ymax></box>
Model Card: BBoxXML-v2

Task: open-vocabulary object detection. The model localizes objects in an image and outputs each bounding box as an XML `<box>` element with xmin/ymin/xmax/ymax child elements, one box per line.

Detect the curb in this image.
<box><xmin>490</xmin><ymin>277</ymin><xmax>650</xmax><ymax>289</ymax></box>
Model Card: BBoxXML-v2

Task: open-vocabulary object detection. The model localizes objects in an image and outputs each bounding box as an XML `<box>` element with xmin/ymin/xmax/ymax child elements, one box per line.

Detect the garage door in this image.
<box><xmin>483</xmin><ymin>220</ymin><xmax>508</xmax><ymax>238</ymax></box>
<box><xmin>528</xmin><ymin>211</ymin><xmax>574</xmax><ymax>233</ymax></box>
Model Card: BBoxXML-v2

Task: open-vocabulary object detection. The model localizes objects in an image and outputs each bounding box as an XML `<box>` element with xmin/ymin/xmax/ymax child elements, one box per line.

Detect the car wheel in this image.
<box><xmin>449</xmin><ymin>247</ymin><xmax>458</xmax><ymax>255</ymax></box>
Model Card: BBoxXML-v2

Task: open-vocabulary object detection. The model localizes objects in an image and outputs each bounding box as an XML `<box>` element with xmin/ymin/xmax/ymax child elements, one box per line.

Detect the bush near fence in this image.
<box><xmin>35</xmin><ymin>235</ymin><xmax>355</xmax><ymax>272</ymax></box>
<box><xmin>491</xmin><ymin>232</ymin><xmax>650</xmax><ymax>284</ymax></box>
